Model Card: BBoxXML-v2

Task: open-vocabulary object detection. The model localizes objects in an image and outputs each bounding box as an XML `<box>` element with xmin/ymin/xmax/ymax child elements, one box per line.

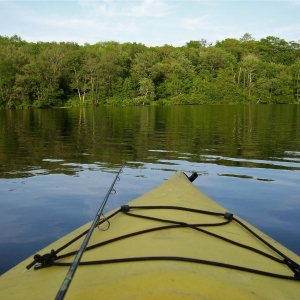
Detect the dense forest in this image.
<box><xmin>0</xmin><ymin>33</ymin><xmax>300</xmax><ymax>108</ymax></box>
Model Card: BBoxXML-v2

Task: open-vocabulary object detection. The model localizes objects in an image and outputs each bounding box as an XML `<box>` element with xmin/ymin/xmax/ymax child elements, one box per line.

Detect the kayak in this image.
<box><xmin>0</xmin><ymin>171</ymin><xmax>299</xmax><ymax>299</ymax></box>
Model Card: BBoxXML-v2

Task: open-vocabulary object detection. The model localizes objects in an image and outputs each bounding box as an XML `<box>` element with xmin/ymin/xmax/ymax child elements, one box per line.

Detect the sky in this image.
<box><xmin>0</xmin><ymin>0</ymin><xmax>299</xmax><ymax>46</ymax></box>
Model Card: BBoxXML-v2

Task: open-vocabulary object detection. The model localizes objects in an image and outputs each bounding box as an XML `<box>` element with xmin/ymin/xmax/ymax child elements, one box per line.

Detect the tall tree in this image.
<box><xmin>199</xmin><ymin>47</ymin><xmax>235</xmax><ymax>76</ymax></box>
<box><xmin>292</xmin><ymin>58</ymin><xmax>300</xmax><ymax>102</ymax></box>
<box><xmin>130</xmin><ymin>50</ymin><xmax>160</xmax><ymax>87</ymax></box>
<box><xmin>15</xmin><ymin>43</ymin><xmax>65</xmax><ymax>107</ymax></box>
<box><xmin>241</xmin><ymin>54</ymin><xmax>260</xmax><ymax>98</ymax></box>
<box><xmin>138</xmin><ymin>77</ymin><xmax>155</xmax><ymax>100</ymax></box>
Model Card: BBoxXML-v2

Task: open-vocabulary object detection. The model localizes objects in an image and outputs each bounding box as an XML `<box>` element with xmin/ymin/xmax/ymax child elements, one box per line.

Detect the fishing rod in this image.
<box><xmin>55</xmin><ymin>162</ymin><xmax>126</xmax><ymax>300</ymax></box>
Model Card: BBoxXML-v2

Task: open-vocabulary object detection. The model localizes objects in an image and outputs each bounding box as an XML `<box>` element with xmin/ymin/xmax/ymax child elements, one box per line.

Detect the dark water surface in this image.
<box><xmin>0</xmin><ymin>105</ymin><xmax>300</xmax><ymax>275</ymax></box>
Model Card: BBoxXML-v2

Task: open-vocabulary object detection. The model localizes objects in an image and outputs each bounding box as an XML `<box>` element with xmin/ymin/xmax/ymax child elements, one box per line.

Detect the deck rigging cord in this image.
<box><xmin>46</xmin><ymin>162</ymin><xmax>125</xmax><ymax>300</ymax></box>
<box><xmin>26</xmin><ymin>171</ymin><xmax>300</xmax><ymax>297</ymax></box>
<box><xmin>28</xmin><ymin>207</ymin><xmax>300</xmax><ymax>282</ymax></box>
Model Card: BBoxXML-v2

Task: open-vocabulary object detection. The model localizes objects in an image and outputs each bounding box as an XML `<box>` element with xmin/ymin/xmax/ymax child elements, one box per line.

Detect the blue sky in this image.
<box><xmin>0</xmin><ymin>0</ymin><xmax>299</xmax><ymax>46</ymax></box>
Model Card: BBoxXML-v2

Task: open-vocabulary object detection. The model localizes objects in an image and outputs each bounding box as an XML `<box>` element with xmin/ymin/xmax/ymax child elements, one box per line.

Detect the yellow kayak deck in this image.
<box><xmin>0</xmin><ymin>171</ymin><xmax>299</xmax><ymax>299</ymax></box>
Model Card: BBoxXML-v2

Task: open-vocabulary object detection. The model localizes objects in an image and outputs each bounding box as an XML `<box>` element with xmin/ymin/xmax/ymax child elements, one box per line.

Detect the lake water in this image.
<box><xmin>0</xmin><ymin>105</ymin><xmax>300</xmax><ymax>275</ymax></box>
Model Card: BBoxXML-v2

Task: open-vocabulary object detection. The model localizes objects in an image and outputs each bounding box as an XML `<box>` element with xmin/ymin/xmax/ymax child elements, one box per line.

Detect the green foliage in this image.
<box><xmin>138</xmin><ymin>78</ymin><xmax>155</xmax><ymax>100</ymax></box>
<box><xmin>0</xmin><ymin>34</ymin><xmax>300</xmax><ymax>109</ymax></box>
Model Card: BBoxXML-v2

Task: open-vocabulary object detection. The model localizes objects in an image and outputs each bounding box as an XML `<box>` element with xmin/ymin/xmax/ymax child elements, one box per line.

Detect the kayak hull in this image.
<box><xmin>0</xmin><ymin>171</ymin><xmax>299</xmax><ymax>299</ymax></box>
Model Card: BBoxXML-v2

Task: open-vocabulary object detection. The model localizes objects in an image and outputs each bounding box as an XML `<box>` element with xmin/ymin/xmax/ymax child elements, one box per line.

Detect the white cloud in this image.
<box><xmin>78</xmin><ymin>0</ymin><xmax>171</xmax><ymax>17</ymax></box>
<box><xmin>78</xmin><ymin>0</ymin><xmax>117</xmax><ymax>17</ymax></box>
<box><xmin>32</xmin><ymin>15</ymin><xmax>139</xmax><ymax>35</ymax></box>
<box><xmin>179</xmin><ymin>16</ymin><xmax>210</xmax><ymax>31</ymax></box>
<box><xmin>131</xmin><ymin>0</ymin><xmax>170</xmax><ymax>17</ymax></box>
<box><xmin>290</xmin><ymin>0</ymin><xmax>300</xmax><ymax>5</ymax></box>
<box><xmin>257</xmin><ymin>24</ymin><xmax>300</xmax><ymax>41</ymax></box>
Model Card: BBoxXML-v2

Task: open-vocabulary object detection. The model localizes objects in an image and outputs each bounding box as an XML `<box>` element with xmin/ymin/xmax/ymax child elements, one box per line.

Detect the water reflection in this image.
<box><xmin>202</xmin><ymin>154</ymin><xmax>300</xmax><ymax>171</ymax></box>
<box><xmin>1</xmin><ymin>105</ymin><xmax>300</xmax><ymax>177</ymax></box>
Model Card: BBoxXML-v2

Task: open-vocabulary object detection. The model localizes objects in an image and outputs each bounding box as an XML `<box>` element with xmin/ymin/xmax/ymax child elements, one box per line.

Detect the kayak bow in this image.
<box><xmin>0</xmin><ymin>171</ymin><xmax>299</xmax><ymax>299</ymax></box>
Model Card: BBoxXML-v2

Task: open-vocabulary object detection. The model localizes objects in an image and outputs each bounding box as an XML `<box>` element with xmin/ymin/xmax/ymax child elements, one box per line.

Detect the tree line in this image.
<box><xmin>0</xmin><ymin>33</ymin><xmax>300</xmax><ymax>108</ymax></box>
